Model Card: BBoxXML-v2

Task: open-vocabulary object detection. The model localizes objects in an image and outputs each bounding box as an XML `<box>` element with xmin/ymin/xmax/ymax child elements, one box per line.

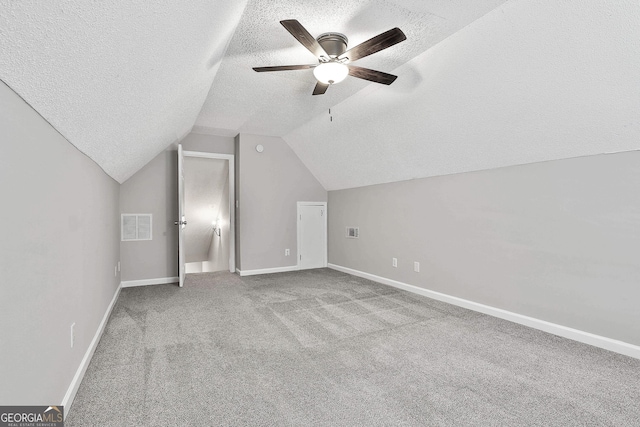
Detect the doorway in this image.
<box><xmin>297</xmin><ymin>202</ymin><xmax>327</xmax><ymax>270</ymax></box>
<box><xmin>178</xmin><ymin>147</ymin><xmax>235</xmax><ymax>286</ymax></box>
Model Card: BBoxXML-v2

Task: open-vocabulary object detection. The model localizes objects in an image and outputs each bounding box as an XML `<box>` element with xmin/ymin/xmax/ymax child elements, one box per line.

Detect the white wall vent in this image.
<box><xmin>121</xmin><ymin>214</ymin><xmax>152</xmax><ymax>241</ymax></box>
<box><xmin>346</xmin><ymin>226</ymin><xmax>359</xmax><ymax>238</ymax></box>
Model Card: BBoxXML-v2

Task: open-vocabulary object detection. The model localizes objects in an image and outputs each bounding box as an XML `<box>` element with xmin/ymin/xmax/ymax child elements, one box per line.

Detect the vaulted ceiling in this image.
<box><xmin>0</xmin><ymin>0</ymin><xmax>248</xmax><ymax>183</ymax></box>
<box><xmin>194</xmin><ymin>0</ymin><xmax>510</xmax><ymax>137</ymax></box>
<box><xmin>1</xmin><ymin>0</ymin><xmax>639</xmax><ymax>189</ymax></box>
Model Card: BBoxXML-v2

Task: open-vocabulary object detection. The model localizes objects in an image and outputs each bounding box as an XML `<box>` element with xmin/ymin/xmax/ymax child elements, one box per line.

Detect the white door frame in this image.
<box><xmin>182</xmin><ymin>150</ymin><xmax>236</xmax><ymax>273</ymax></box>
<box><xmin>178</xmin><ymin>145</ymin><xmax>185</xmax><ymax>287</ymax></box>
<box><xmin>297</xmin><ymin>201</ymin><xmax>328</xmax><ymax>269</ymax></box>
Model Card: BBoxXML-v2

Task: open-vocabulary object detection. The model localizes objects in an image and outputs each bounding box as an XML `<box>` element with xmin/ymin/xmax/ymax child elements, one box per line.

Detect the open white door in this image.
<box><xmin>177</xmin><ymin>144</ymin><xmax>186</xmax><ymax>287</ymax></box>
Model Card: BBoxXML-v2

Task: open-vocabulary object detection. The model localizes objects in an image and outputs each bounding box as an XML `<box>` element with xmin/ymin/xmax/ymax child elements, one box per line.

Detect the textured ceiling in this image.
<box><xmin>285</xmin><ymin>0</ymin><xmax>640</xmax><ymax>190</ymax></box>
<box><xmin>0</xmin><ymin>0</ymin><xmax>248</xmax><ymax>183</ymax></box>
<box><xmin>194</xmin><ymin>0</ymin><xmax>509</xmax><ymax>136</ymax></box>
<box><xmin>2</xmin><ymin>0</ymin><xmax>639</xmax><ymax>190</ymax></box>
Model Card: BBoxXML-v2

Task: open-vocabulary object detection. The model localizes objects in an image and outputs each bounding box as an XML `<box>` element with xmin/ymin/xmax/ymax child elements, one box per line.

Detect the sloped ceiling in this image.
<box><xmin>2</xmin><ymin>0</ymin><xmax>639</xmax><ymax>189</ymax></box>
<box><xmin>285</xmin><ymin>0</ymin><xmax>640</xmax><ymax>190</ymax></box>
<box><xmin>194</xmin><ymin>0</ymin><xmax>509</xmax><ymax>136</ymax></box>
<box><xmin>0</xmin><ymin>1</ymin><xmax>248</xmax><ymax>183</ymax></box>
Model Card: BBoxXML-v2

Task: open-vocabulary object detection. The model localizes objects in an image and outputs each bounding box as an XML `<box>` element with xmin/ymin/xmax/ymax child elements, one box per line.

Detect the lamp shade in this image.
<box><xmin>313</xmin><ymin>62</ymin><xmax>349</xmax><ymax>85</ymax></box>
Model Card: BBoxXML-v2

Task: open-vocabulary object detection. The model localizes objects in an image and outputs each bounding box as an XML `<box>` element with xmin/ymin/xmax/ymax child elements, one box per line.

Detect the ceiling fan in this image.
<box><xmin>253</xmin><ymin>20</ymin><xmax>406</xmax><ymax>95</ymax></box>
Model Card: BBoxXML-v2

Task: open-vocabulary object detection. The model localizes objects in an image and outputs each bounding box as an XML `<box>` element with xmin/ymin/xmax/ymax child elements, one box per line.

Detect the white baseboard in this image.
<box><xmin>120</xmin><ymin>276</ymin><xmax>179</xmax><ymax>288</ymax></box>
<box><xmin>237</xmin><ymin>265</ymin><xmax>298</xmax><ymax>277</ymax></box>
<box><xmin>62</xmin><ymin>283</ymin><xmax>121</xmax><ymax>418</ymax></box>
<box><xmin>328</xmin><ymin>263</ymin><xmax>640</xmax><ymax>360</ymax></box>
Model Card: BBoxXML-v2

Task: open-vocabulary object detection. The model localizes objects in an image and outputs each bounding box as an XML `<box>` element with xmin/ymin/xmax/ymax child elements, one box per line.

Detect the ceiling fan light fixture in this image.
<box><xmin>313</xmin><ymin>62</ymin><xmax>349</xmax><ymax>85</ymax></box>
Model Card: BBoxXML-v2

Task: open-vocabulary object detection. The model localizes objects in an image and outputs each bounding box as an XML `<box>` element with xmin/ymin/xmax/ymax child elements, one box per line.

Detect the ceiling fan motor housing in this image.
<box><xmin>253</xmin><ymin>20</ymin><xmax>406</xmax><ymax>95</ymax></box>
<box><xmin>316</xmin><ymin>33</ymin><xmax>348</xmax><ymax>59</ymax></box>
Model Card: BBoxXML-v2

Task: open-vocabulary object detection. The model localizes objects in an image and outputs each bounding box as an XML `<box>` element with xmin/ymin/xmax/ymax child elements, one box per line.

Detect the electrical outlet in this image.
<box><xmin>414</xmin><ymin>262</ymin><xmax>420</xmax><ymax>272</ymax></box>
<box><xmin>285</xmin><ymin>249</ymin><xmax>290</xmax><ymax>256</ymax></box>
<box><xmin>70</xmin><ymin>323</ymin><xmax>75</xmax><ymax>348</ymax></box>
<box><xmin>392</xmin><ymin>258</ymin><xmax>397</xmax><ymax>268</ymax></box>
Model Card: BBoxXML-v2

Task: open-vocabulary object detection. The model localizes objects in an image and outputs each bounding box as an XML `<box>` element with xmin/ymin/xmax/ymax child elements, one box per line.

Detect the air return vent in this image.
<box><xmin>346</xmin><ymin>227</ymin><xmax>359</xmax><ymax>238</ymax></box>
<box><xmin>121</xmin><ymin>214</ymin><xmax>152</xmax><ymax>241</ymax></box>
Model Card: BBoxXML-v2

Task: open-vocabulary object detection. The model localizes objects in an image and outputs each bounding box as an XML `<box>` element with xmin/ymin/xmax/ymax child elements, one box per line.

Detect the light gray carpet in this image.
<box><xmin>66</xmin><ymin>269</ymin><xmax>640</xmax><ymax>426</ymax></box>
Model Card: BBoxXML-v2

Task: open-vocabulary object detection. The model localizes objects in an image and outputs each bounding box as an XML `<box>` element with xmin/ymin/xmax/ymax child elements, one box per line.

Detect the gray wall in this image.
<box><xmin>328</xmin><ymin>151</ymin><xmax>640</xmax><ymax>346</ymax></box>
<box><xmin>120</xmin><ymin>150</ymin><xmax>178</xmax><ymax>281</ymax></box>
<box><xmin>179</xmin><ymin>132</ymin><xmax>235</xmax><ymax>154</ymax></box>
<box><xmin>0</xmin><ymin>81</ymin><xmax>120</xmax><ymax>404</ymax></box>
<box><xmin>120</xmin><ymin>133</ymin><xmax>234</xmax><ymax>281</ymax></box>
<box><xmin>236</xmin><ymin>134</ymin><xmax>327</xmax><ymax>271</ymax></box>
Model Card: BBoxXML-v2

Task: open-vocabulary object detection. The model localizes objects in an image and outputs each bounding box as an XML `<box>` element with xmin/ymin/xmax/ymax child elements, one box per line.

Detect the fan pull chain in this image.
<box><xmin>329</xmin><ymin>108</ymin><xmax>332</xmax><ymax>122</ymax></box>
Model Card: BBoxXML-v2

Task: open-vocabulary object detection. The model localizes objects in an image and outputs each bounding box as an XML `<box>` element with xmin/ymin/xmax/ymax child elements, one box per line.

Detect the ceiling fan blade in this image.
<box><xmin>280</xmin><ymin>20</ymin><xmax>329</xmax><ymax>59</ymax></box>
<box><xmin>348</xmin><ymin>65</ymin><xmax>397</xmax><ymax>85</ymax></box>
<box><xmin>253</xmin><ymin>65</ymin><xmax>315</xmax><ymax>72</ymax></box>
<box><xmin>339</xmin><ymin>28</ymin><xmax>406</xmax><ymax>63</ymax></box>
<box><xmin>312</xmin><ymin>82</ymin><xmax>329</xmax><ymax>95</ymax></box>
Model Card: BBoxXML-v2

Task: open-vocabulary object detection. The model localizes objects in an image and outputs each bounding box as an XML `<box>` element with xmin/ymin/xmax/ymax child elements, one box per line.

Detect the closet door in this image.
<box><xmin>297</xmin><ymin>202</ymin><xmax>327</xmax><ymax>270</ymax></box>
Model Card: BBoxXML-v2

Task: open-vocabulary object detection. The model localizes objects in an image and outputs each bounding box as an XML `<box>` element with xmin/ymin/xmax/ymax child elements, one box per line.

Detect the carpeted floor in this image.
<box><xmin>66</xmin><ymin>269</ymin><xmax>640</xmax><ymax>426</ymax></box>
